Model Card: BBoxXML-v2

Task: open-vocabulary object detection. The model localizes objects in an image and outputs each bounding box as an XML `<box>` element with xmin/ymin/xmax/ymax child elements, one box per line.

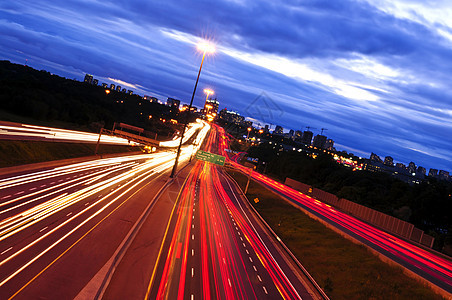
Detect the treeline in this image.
<box><xmin>248</xmin><ymin>144</ymin><xmax>452</xmax><ymax>252</ymax></box>
<box><xmin>0</xmin><ymin>60</ymin><xmax>183</xmax><ymax>137</ymax></box>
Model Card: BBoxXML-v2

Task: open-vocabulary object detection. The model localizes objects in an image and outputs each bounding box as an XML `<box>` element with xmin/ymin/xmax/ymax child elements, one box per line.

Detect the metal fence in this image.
<box><xmin>285</xmin><ymin>178</ymin><xmax>434</xmax><ymax>248</ymax></box>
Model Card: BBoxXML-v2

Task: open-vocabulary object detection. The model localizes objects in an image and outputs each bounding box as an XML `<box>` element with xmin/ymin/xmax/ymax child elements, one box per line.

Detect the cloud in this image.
<box><xmin>1</xmin><ymin>0</ymin><xmax>452</xmax><ymax>171</ymax></box>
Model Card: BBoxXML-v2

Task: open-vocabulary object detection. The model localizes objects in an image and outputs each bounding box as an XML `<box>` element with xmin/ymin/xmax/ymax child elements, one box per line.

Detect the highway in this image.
<box><xmin>145</xmin><ymin>127</ymin><xmax>320</xmax><ymax>299</ymax></box>
<box><xmin>0</xmin><ymin>121</ymin><xmax>134</xmax><ymax>145</ymax></box>
<box><xmin>228</xmin><ymin>148</ymin><xmax>452</xmax><ymax>294</ymax></box>
<box><xmin>0</xmin><ymin>122</ymin><xmax>210</xmax><ymax>299</ymax></box>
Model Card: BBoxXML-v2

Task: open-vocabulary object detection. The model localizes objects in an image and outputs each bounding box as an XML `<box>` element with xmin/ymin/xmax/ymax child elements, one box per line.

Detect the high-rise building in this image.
<box><xmin>166</xmin><ymin>97</ymin><xmax>181</xmax><ymax>110</ymax></box>
<box><xmin>428</xmin><ymin>168</ymin><xmax>438</xmax><ymax>177</ymax></box>
<box><xmin>203</xmin><ymin>98</ymin><xmax>219</xmax><ymax>119</ymax></box>
<box><xmin>264</xmin><ymin>125</ymin><xmax>269</xmax><ymax>133</ymax></box>
<box><xmin>294</xmin><ymin>130</ymin><xmax>302</xmax><ymax>140</ymax></box>
<box><xmin>128</xmin><ymin>90</ymin><xmax>133</xmax><ymax>95</ymax></box>
<box><xmin>110</xmin><ymin>84</ymin><xmax>115</xmax><ymax>90</ymax></box>
<box><xmin>116</xmin><ymin>85</ymin><xmax>122</xmax><ymax>92</ymax></box>
<box><xmin>218</xmin><ymin>109</ymin><xmax>245</xmax><ymax>125</ymax></box>
<box><xmin>384</xmin><ymin>156</ymin><xmax>394</xmax><ymax>167</ymax></box>
<box><xmin>439</xmin><ymin>170</ymin><xmax>450</xmax><ymax>181</ymax></box>
<box><xmin>312</xmin><ymin>134</ymin><xmax>327</xmax><ymax>149</ymax></box>
<box><xmin>102</xmin><ymin>83</ymin><xmax>108</xmax><ymax>88</ymax></box>
<box><xmin>408</xmin><ymin>162</ymin><xmax>416</xmax><ymax>174</ymax></box>
<box><xmin>300</xmin><ymin>130</ymin><xmax>313</xmax><ymax>145</ymax></box>
<box><xmin>84</xmin><ymin>74</ymin><xmax>93</xmax><ymax>84</ymax></box>
<box><xmin>370</xmin><ymin>153</ymin><xmax>383</xmax><ymax>163</ymax></box>
<box><xmin>273</xmin><ymin>125</ymin><xmax>283</xmax><ymax>135</ymax></box>
<box><xmin>121</xmin><ymin>88</ymin><xmax>127</xmax><ymax>93</ymax></box>
<box><xmin>395</xmin><ymin>162</ymin><xmax>406</xmax><ymax>170</ymax></box>
<box><xmin>93</xmin><ymin>79</ymin><xmax>99</xmax><ymax>86</ymax></box>
<box><xmin>416</xmin><ymin>166</ymin><xmax>426</xmax><ymax>176</ymax></box>
<box><xmin>324</xmin><ymin>139</ymin><xmax>334</xmax><ymax>150</ymax></box>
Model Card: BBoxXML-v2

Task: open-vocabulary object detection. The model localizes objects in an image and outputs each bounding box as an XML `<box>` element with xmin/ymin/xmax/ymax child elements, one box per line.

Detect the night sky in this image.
<box><xmin>1</xmin><ymin>0</ymin><xmax>451</xmax><ymax>172</ymax></box>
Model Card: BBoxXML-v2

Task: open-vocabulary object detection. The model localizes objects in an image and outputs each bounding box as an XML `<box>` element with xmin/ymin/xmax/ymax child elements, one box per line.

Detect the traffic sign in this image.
<box><xmin>195</xmin><ymin>150</ymin><xmax>226</xmax><ymax>166</ymax></box>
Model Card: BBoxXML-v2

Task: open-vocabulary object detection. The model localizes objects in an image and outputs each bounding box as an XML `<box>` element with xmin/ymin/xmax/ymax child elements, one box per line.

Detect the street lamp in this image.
<box><xmin>170</xmin><ymin>41</ymin><xmax>215</xmax><ymax>178</ymax></box>
<box><xmin>246</xmin><ymin>127</ymin><xmax>252</xmax><ymax>140</ymax></box>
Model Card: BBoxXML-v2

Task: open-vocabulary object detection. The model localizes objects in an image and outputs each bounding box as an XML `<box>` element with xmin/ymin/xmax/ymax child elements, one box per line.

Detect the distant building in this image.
<box><xmin>370</xmin><ymin>153</ymin><xmax>383</xmax><ymax>163</ymax></box>
<box><xmin>325</xmin><ymin>139</ymin><xmax>334</xmax><ymax>150</ymax></box>
<box><xmin>167</xmin><ymin>97</ymin><xmax>181</xmax><ymax>110</ymax></box>
<box><xmin>312</xmin><ymin>134</ymin><xmax>327</xmax><ymax>149</ymax></box>
<box><xmin>439</xmin><ymin>170</ymin><xmax>450</xmax><ymax>181</ymax></box>
<box><xmin>300</xmin><ymin>130</ymin><xmax>313</xmax><ymax>145</ymax></box>
<box><xmin>128</xmin><ymin>90</ymin><xmax>133</xmax><ymax>95</ymax></box>
<box><xmin>84</xmin><ymin>74</ymin><xmax>93</xmax><ymax>84</ymax></box>
<box><xmin>416</xmin><ymin>166</ymin><xmax>426</xmax><ymax>176</ymax></box>
<box><xmin>203</xmin><ymin>98</ymin><xmax>219</xmax><ymax>119</ymax></box>
<box><xmin>428</xmin><ymin>168</ymin><xmax>438</xmax><ymax>177</ymax></box>
<box><xmin>102</xmin><ymin>83</ymin><xmax>108</xmax><ymax>88</ymax></box>
<box><xmin>273</xmin><ymin>125</ymin><xmax>283</xmax><ymax>135</ymax></box>
<box><xmin>93</xmin><ymin>79</ymin><xmax>99</xmax><ymax>86</ymax></box>
<box><xmin>116</xmin><ymin>85</ymin><xmax>121</xmax><ymax>92</ymax></box>
<box><xmin>219</xmin><ymin>108</ymin><xmax>245</xmax><ymax>125</ymax></box>
<box><xmin>395</xmin><ymin>162</ymin><xmax>407</xmax><ymax>171</ymax></box>
<box><xmin>121</xmin><ymin>88</ymin><xmax>126</xmax><ymax>93</ymax></box>
<box><xmin>408</xmin><ymin>162</ymin><xmax>416</xmax><ymax>174</ymax></box>
<box><xmin>264</xmin><ymin>125</ymin><xmax>270</xmax><ymax>133</ymax></box>
<box><xmin>384</xmin><ymin>156</ymin><xmax>394</xmax><ymax>167</ymax></box>
<box><xmin>294</xmin><ymin>130</ymin><xmax>302</xmax><ymax>140</ymax></box>
<box><xmin>110</xmin><ymin>83</ymin><xmax>115</xmax><ymax>90</ymax></box>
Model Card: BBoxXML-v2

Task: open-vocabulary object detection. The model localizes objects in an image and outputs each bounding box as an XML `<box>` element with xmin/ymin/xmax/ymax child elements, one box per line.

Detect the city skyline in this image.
<box><xmin>1</xmin><ymin>1</ymin><xmax>452</xmax><ymax>171</ymax></box>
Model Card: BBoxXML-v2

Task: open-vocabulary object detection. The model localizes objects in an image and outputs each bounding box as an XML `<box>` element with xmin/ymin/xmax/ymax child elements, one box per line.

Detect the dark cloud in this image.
<box><xmin>1</xmin><ymin>0</ymin><xmax>451</xmax><ymax>171</ymax></box>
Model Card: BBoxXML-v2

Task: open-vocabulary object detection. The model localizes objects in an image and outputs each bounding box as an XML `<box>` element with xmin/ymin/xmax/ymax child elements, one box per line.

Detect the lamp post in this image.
<box><xmin>170</xmin><ymin>42</ymin><xmax>215</xmax><ymax>178</ymax></box>
<box><xmin>246</xmin><ymin>127</ymin><xmax>252</xmax><ymax>140</ymax></box>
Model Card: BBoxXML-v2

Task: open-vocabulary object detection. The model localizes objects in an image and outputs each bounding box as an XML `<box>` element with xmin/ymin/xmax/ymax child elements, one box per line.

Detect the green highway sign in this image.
<box><xmin>195</xmin><ymin>150</ymin><xmax>226</xmax><ymax>166</ymax></box>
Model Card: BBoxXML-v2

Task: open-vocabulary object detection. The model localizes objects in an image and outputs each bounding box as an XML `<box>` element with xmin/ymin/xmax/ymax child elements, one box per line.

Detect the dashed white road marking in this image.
<box><xmin>245</xmin><ymin>249</ymin><xmax>249</xmax><ymax>254</ymax></box>
<box><xmin>1</xmin><ymin>247</ymin><xmax>12</xmax><ymax>255</ymax></box>
<box><xmin>192</xmin><ymin>234</ymin><xmax>195</xmax><ymax>240</ymax></box>
<box><xmin>191</xmin><ymin>294</ymin><xmax>194</xmax><ymax>300</ymax></box>
<box><xmin>15</xmin><ymin>191</ymin><xmax>24</xmax><ymax>195</ymax></box>
<box><xmin>263</xmin><ymin>286</ymin><xmax>268</xmax><ymax>294</ymax></box>
<box><xmin>192</xmin><ymin>249</ymin><xmax>194</xmax><ymax>256</ymax></box>
<box><xmin>66</xmin><ymin>212</ymin><xmax>72</xmax><ymax>216</ymax></box>
<box><xmin>192</xmin><ymin>268</ymin><xmax>194</xmax><ymax>277</ymax></box>
<box><xmin>29</xmin><ymin>187</ymin><xmax>37</xmax><ymax>191</ymax></box>
<box><xmin>249</xmin><ymin>257</ymin><xmax>253</xmax><ymax>263</ymax></box>
<box><xmin>39</xmin><ymin>226</ymin><xmax>48</xmax><ymax>232</ymax></box>
<box><xmin>228</xmin><ymin>278</ymin><xmax>232</xmax><ymax>287</ymax></box>
<box><xmin>1</xmin><ymin>195</ymin><xmax>11</xmax><ymax>199</ymax></box>
<box><xmin>257</xmin><ymin>275</ymin><xmax>262</xmax><ymax>282</ymax></box>
<box><xmin>253</xmin><ymin>265</ymin><xmax>257</xmax><ymax>271</ymax></box>
<box><xmin>242</xmin><ymin>243</ymin><xmax>246</xmax><ymax>247</ymax></box>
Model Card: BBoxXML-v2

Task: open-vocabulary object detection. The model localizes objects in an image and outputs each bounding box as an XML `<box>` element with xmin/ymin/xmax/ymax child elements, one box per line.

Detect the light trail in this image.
<box><xmin>0</xmin><ymin>121</ymin><xmax>211</xmax><ymax>296</ymax></box>
<box><xmin>150</xmin><ymin>126</ymin><xmax>306</xmax><ymax>299</ymax></box>
<box><xmin>227</xmin><ymin>140</ymin><xmax>452</xmax><ymax>293</ymax></box>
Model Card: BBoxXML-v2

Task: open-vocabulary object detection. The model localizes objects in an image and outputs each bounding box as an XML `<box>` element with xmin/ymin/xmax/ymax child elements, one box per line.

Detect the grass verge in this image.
<box><xmin>0</xmin><ymin>140</ymin><xmax>140</xmax><ymax>168</ymax></box>
<box><xmin>227</xmin><ymin>169</ymin><xmax>442</xmax><ymax>300</ymax></box>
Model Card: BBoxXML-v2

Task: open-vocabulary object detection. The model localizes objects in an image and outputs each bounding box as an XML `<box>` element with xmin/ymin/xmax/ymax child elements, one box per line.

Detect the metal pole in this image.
<box><xmin>170</xmin><ymin>51</ymin><xmax>206</xmax><ymax>178</ymax></box>
<box><xmin>95</xmin><ymin>127</ymin><xmax>103</xmax><ymax>155</ymax></box>
<box><xmin>244</xmin><ymin>167</ymin><xmax>252</xmax><ymax>194</ymax></box>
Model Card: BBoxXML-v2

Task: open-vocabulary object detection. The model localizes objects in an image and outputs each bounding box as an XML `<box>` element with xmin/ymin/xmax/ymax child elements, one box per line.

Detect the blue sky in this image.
<box><xmin>1</xmin><ymin>0</ymin><xmax>451</xmax><ymax>171</ymax></box>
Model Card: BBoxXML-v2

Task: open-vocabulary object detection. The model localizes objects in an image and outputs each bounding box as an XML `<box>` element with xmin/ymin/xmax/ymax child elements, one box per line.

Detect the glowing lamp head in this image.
<box><xmin>197</xmin><ymin>41</ymin><xmax>216</xmax><ymax>54</ymax></box>
<box><xmin>247</xmin><ymin>127</ymin><xmax>252</xmax><ymax>132</ymax></box>
<box><xmin>204</xmin><ymin>89</ymin><xmax>214</xmax><ymax>96</ymax></box>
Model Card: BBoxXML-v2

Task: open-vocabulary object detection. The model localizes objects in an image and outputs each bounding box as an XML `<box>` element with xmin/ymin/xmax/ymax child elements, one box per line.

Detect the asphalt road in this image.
<box><xmin>231</xmin><ymin>160</ymin><xmax>452</xmax><ymax>295</ymax></box>
<box><xmin>143</xmin><ymin>127</ymin><xmax>319</xmax><ymax>299</ymax></box>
